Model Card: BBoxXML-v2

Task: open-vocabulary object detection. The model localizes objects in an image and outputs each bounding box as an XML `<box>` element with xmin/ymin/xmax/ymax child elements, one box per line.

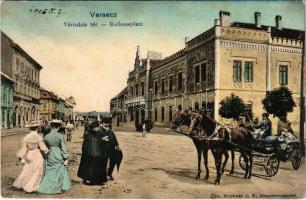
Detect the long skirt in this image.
<box><xmin>37</xmin><ymin>147</ymin><xmax>71</xmax><ymax>194</ymax></box>
<box><xmin>13</xmin><ymin>149</ymin><xmax>45</xmax><ymax>193</ymax></box>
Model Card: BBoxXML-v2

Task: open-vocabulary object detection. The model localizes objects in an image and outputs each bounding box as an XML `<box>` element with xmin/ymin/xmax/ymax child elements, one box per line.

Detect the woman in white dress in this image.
<box><xmin>13</xmin><ymin>121</ymin><xmax>49</xmax><ymax>193</ymax></box>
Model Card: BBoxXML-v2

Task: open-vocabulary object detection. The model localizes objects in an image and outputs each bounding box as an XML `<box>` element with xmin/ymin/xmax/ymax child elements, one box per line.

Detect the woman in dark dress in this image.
<box><xmin>77</xmin><ymin>121</ymin><xmax>109</xmax><ymax>185</ymax></box>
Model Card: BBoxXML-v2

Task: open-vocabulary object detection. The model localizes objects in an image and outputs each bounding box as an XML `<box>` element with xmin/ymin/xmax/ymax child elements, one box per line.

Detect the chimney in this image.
<box><xmin>214</xmin><ymin>19</ymin><xmax>220</xmax><ymax>26</ymax></box>
<box><xmin>275</xmin><ymin>15</ymin><xmax>282</xmax><ymax>30</ymax></box>
<box><xmin>254</xmin><ymin>12</ymin><xmax>261</xmax><ymax>28</ymax></box>
<box><xmin>219</xmin><ymin>11</ymin><xmax>231</xmax><ymax>27</ymax></box>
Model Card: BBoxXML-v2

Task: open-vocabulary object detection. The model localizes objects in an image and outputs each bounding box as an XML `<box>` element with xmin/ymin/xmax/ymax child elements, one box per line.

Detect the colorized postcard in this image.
<box><xmin>1</xmin><ymin>0</ymin><xmax>305</xmax><ymax>199</ymax></box>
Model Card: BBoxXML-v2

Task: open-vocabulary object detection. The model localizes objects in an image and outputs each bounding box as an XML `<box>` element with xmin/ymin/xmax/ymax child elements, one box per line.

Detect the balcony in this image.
<box><xmin>125</xmin><ymin>96</ymin><xmax>146</xmax><ymax>107</ymax></box>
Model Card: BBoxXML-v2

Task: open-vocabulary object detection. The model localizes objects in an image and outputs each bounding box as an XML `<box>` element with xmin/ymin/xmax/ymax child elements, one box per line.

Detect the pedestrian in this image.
<box><xmin>83</xmin><ymin>120</ymin><xmax>91</xmax><ymax>138</ymax></box>
<box><xmin>77</xmin><ymin>120</ymin><xmax>109</xmax><ymax>185</ymax></box>
<box><xmin>37</xmin><ymin>120</ymin><xmax>71</xmax><ymax>194</ymax></box>
<box><xmin>66</xmin><ymin>120</ymin><xmax>74</xmax><ymax>142</ymax></box>
<box><xmin>100</xmin><ymin>119</ymin><xmax>122</xmax><ymax>180</ymax></box>
<box><xmin>142</xmin><ymin>122</ymin><xmax>146</xmax><ymax>138</ymax></box>
<box><xmin>13</xmin><ymin>121</ymin><xmax>49</xmax><ymax>193</ymax></box>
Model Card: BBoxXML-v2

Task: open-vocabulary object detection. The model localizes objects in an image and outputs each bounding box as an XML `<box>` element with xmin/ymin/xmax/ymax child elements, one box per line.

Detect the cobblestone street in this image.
<box><xmin>1</xmin><ymin>127</ymin><xmax>305</xmax><ymax>198</ymax></box>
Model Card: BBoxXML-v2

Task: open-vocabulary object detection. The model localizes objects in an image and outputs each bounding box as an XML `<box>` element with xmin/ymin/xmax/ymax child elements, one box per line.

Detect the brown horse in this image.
<box><xmin>171</xmin><ymin>110</ymin><xmax>254</xmax><ymax>184</ymax></box>
<box><xmin>171</xmin><ymin>110</ymin><xmax>235</xmax><ymax>184</ymax></box>
<box><xmin>213</xmin><ymin>126</ymin><xmax>254</xmax><ymax>183</ymax></box>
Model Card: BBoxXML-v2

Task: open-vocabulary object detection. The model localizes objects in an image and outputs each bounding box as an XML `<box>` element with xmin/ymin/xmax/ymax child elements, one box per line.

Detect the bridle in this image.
<box><xmin>172</xmin><ymin>111</ymin><xmax>188</xmax><ymax>128</ymax></box>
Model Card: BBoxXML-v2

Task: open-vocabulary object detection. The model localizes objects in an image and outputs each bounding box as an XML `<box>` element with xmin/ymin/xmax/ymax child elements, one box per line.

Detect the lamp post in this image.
<box><xmin>196</xmin><ymin>83</ymin><xmax>202</xmax><ymax>111</ymax></box>
<box><xmin>149</xmin><ymin>88</ymin><xmax>153</xmax><ymax>121</ymax></box>
<box><xmin>206</xmin><ymin>88</ymin><xmax>208</xmax><ymax>111</ymax></box>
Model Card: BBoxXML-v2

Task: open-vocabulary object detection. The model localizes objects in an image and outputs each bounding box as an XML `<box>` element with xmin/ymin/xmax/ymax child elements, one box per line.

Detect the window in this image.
<box><xmin>244</xmin><ymin>61</ymin><xmax>253</xmax><ymax>82</ymax></box>
<box><xmin>135</xmin><ymin>84</ymin><xmax>138</xmax><ymax>96</ymax></box>
<box><xmin>154</xmin><ymin>108</ymin><xmax>158</xmax><ymax>122</ymax></box>
<box><xmin>178</xmin><ymin>72</ymin><xmax>183</xmax><ymax>90</ymax></box>
<box><xmin>131</xmin><ymin>86</ymin><xmax>134</xmax><ymax>96</ymax></box>
<box><xmin>169</xmin><ymin>75</ymin><xmax>173</xmax><ymax>92</ymax></box>
<box><xmin>141</xmin><ymin>82</ymin><xmax>144</xmax><ymax>96</ymax></box>
<box><xmin>21</xmin><ymin>63</ymin><xmax>24</xmax><ymax>74</ymax></box>
<box><xmin>16</xmin><ymin>58</ymin><xmax>20</xmax><ymax>72</ymax></box>
<box><xmin>130</xmin><ymin>110</ymin><xmax>134</xmax><ymax>121</ymax></box>
<box><xmin>169</xmin><ymin>106</ymin><xmax>173</xmax><ymax>122</ymax></box>
<box><xmin>161</xmin><ymin>78</ymin><xmax>165</xmax><ymax>94</ymax></box>
<box><xmin>245</xmin><ymin>103</ymin><xmax>253</xmax><ymax>123</ymax></box>
<box><xmin>201</xmin><ymin>63</ymin><xmax>207</xmax><ymax>82</ymax></box>
<box><xmin>233</xmin><ymin>60</ymin><xmax>242</xmax><ymax>82</ymax></box>
<box><xmin>161</xmin><ymin>107</ymin><xmax>164</xmax><ymax>122</ymax></box>
<box><xmin>154</xmin><ymin>81</ymin><xmax>158</xmax><ymax>95</ymax></box>
<box><xmin>279</xmin><ymin>65</ymin><xmax>288</xmax><ymax>86</ymax></box>
<box><xmin>195</xmin><ymin>65</ymin><xmax>200</xmax><ymax>84</ymax></box>
<box><xmin>178</xmin><ymin>104</ymin><xmax>182</xmax><ymax>111</ymax></box>
<box><xmin>195</xmin><ymin>102</ymin><xmax>199</xmax><ymax>111</ymax></box>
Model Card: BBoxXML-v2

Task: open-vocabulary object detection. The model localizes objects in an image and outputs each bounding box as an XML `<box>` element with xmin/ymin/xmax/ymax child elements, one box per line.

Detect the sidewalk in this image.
<box><xmin>1</xmin><ymin>127</ymin><xmax>30</xmax><ymax>136</ymax></box>
<box><xmin>112</xmin><ymin>123</ymin><xmax>182</xmax><ymax>136</ymax></box>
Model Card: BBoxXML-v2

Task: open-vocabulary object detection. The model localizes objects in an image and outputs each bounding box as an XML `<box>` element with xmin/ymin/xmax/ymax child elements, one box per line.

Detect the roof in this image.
<box><xmin>2</xmin><ymin>32</ymin><xmax>43</xmax><ymax>70</ymax></box>
<box><xmin>231</xmin><ymin>22</ymin><xmax>304</xmax><ymax>40</ymax></box>
<box><xmin>1</xmin><ymin>72</ymin><xmax>15</xmax><ymax>83</ymax></box>
<box><xmin>151</xmin><ymin>49</ymin><xmax>185</xmax><ymax>70</ymax></box>
<box><xmin>40</xmin><ymin>87</ymin><xmax>58</xmax><ymax>100</ymax></box>
<box><xmin>111</xmin><ymin>87</ymin><xmax>127</xmax><ymax>101</ymax></box>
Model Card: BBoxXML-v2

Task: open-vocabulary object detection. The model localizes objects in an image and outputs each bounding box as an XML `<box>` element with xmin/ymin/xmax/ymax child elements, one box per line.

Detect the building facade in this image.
<box><xmin>110</xmin><ymin>11</ymin><xmax>304</xmax><ymax>136</ymax></box>
<box><xmin>1</xmin><ymin>32</ymin><xmax>42</xmax><ymax>128</ymax></box>
<box><xmin>125</xmin><ymin>47</ymin><xmax>161</xmax><ymax>126</ymax></box>
<box><xmin>64</xmin><ymin>100</ymin><xmax>74</xmax><ymax>122</ymax></box>
<box><xmin>58</xmin><ymin>98</ymin><xmax>65</xmax><ymax>119</ymax></box>
<box><xmin>39</xmin><ymin>88</ymin><xmax>59</xmax><ymax>121</ymax></box>
<box><xmin>1</xmin><ymin>73</ymin><xmax>14</xmax><ymax>129</ymax></box>
<box><xmin>110</xmin><ymin>87</ymin><xmax>128</xmax><ymax>127</ymax></box>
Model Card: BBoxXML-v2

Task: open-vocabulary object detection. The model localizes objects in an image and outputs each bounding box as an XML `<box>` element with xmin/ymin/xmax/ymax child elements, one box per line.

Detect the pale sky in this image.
<box><xmin>1</xmin><ymin>1</ymin><xmax>304</xmax><ymax>112</ymax></box>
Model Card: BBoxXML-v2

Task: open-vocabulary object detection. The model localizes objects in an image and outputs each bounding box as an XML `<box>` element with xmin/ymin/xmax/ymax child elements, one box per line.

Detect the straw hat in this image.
<box><xmin>25</xmin><ymin>121</ymin><xmax>40</xmax><ymax>128</ymax></box>
<box><xmin>50</xmin><ymin>119</ymin><xmax>62</xmax><ymax>124</ymax></box>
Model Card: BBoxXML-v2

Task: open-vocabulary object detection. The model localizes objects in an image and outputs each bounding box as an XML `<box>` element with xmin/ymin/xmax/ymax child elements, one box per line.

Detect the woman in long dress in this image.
<box><xmin>37</xmin><ymin>120</ymin><xmax>71</xmax><ymax>194</ymax></box>
<box><xmin>13</xmin><ymin>122</ymin><xmax>49</xmax><ymax>193</ymax></box>
<box><xmin>77</xmin><ymin>121</ymin><xmax>109</xmax><ymax>185</ymax></box>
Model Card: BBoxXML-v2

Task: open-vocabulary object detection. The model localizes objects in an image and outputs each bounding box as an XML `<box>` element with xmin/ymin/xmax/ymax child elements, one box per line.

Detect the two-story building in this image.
<box><xmin>1</xmin><ymin>32</ymin><xmax>42</xmax><ymax>128</ymax></box>
<box><xmin>111</xmin><ymin>11</ymin><xmax>304</xmax><ymax>136</ymax></box>
<box><xmin>1</xmin><ymin>73</ymin><xmax>14</xmax><ymax>129</ymax></box>
<box><xmin>39</xmin><ymin>88</ymin><xmax>58</xmax><ymax>121</ymax></box>
<box><xmin>125</xmin><ymin>46</ymin><xmax>161</xmax><ymax>126</ymax></box>
<box><xmin>110</xmin><ymin>87</ymin><xmax>128</xmax><ymax>127</ymax></box>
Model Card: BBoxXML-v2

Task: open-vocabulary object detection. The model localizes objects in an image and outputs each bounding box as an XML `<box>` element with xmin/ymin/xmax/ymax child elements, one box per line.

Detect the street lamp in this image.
<box><xmin>206</xmin><ymin>88</ymin><xmax>208</xmax><ymax>111</ymax></box>
<box><xmin>149</xmin><ymin>88</ymin><xmax>153</xmax><ymax>120</ymax></box>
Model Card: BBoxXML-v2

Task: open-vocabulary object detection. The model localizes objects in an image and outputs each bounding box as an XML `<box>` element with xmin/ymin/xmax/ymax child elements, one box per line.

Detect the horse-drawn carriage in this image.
<box><xmin>170</xmin><ymin>109</ymin><xmax>302</xmax><ymax>185</ymax></box>
<box><xmin>239</xmin><ymin>130</ymin><xmax>302</xmax><ymax>177</ymax></box>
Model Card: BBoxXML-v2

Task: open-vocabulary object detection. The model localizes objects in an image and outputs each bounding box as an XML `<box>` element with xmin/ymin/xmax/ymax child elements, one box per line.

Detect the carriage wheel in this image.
<box><xmin>239</xmin><ymin>155</ymin><xmax>246</xmax><ymax>171</ymax></box>
<box><xmin>291</xmin><ymin>146</ymin><xmax>301</xmax><ymax>170</ymax></box>
<box><xmin>265</xmin><ymin>155</ymin><xmax>280</xmax><ymax>177</ymax></box>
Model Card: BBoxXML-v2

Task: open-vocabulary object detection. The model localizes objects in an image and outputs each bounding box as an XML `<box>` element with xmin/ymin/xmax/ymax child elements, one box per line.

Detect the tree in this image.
<box><xmin>219</xmin><ymin>93</ymin><xmax>246</xmax><ymax>121</ymax></box>
<box><xmin>262</xmin><ymin>87</ymin><xmax>296</xmax><ymax>118</ymax></box>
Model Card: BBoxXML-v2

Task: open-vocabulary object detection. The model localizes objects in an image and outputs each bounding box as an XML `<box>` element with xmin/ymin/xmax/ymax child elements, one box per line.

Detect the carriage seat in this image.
<box><xmin>253</xmin><ymin>136</ymin><xmax>278</xmax><ymax>153</ymax></box>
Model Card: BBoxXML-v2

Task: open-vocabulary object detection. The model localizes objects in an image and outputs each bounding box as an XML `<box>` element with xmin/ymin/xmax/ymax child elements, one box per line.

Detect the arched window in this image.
<box><xmin>169</xmin><ymin>106</ymin><xmax>173</xmax><ymax>122</ymax></box>
<box><xmin>245</xmin><ymin>102</ymin><xmax>253</xmax><ymax>123</ymax></box>
<box><xmin>154</xmin><ymin>108</ymin><xmax>158</xmax><ymax>122</ymax></box>
<box><xmin>177</xmin><ymin>104</ymin><xmax>182</xmax><ymax>111</ymax></box>
<box><xmin>202</xmin><ymin>101</ymin><xmax>206</xmax><ymax>110</ymax></box>
<box><xmin>195</xmin><ymin>102</ymin><xmax>199</xmax><ymax>111</ymax></box>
